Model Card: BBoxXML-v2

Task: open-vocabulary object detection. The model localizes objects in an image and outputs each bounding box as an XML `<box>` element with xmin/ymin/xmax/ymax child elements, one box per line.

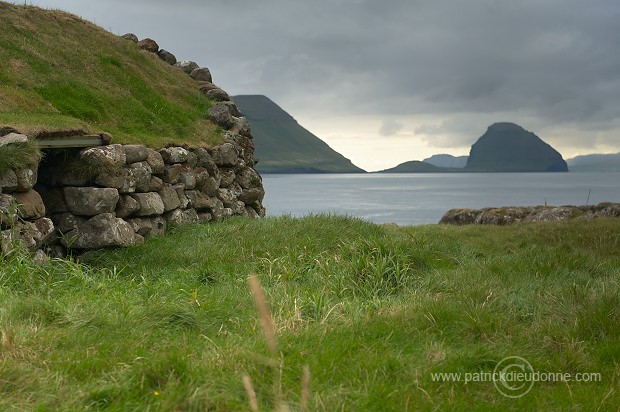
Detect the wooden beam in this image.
<box><xmin>34</xmin><ymin>135</ymin><xmax>106</xmax><ymax>148</ymax></box>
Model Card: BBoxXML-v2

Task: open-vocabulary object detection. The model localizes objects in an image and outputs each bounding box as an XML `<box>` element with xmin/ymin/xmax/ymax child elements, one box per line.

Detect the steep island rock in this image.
<box><xmin>465</xmin><ymin>122</ymin><xmax>568</xmax><ymax>172</ymax></box>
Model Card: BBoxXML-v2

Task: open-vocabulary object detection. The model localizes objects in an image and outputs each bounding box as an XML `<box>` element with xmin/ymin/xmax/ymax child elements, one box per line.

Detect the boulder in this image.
<box><xmin>64</xmin><ymin>187</ymin><xmax>120</xmax><ymax>216</ymax></box>
<box><xmin>0</xmin><ymin>169</ymin><xmax>18</xmax><ymax>193</ymax></box>
<box><xmin>208</xmin><ymin>198</ymin><xmax>226</xmax><ymax>221</ymax></box>
<box><xmin>14</xmin><ymin>167</ymin><xmax>38</xmax><ymax>192</ymax></box>
<box><xmin>56</xmin><ymin>213</ymin><xmax>86</xmax><ymax>233</ymax></box>
<box><xmin>235</xmin><ymin>117</ymin><xmax>253</xmax><ymax>138</ymax></box>
<box><xmin>148</xmin><ymin>176</ymin><xmax>164</xmax><ymax>191</ymax></box>
<box><xmin>2</xmin><ymin>218</ymin><xmax>54</xmax><ymax>253</ymax></box>
<box><xmin>161</xmin><ymin>164</ymin><xmax>183</xmax><ymax>184</ymax></box>
<box><xmin>158</xmin><ymin>184</ymin><xmax>181</xmax><ymax>212</ymax></box>
<box><xmin>121</xmin><ymin>33</ymin><xmax>139</xmax><ymax>42</ymax></box>
<box><xmin>80</xmin><ymin>145</ymin><xmax>126</xmax><ymax>167</ymax></box>
<box><xmin>197</xmin><ymin>82</ymin><xmax>220</xmax><ymax>94</ymax></box>
<box><xmin>239</xmin><ymin>187</ymin><xmax>265</xmax><ymax>204</ymax></box>
<box><xmin>174</xmin><ymin>60</ymin><xmax>199</xmax><ymax>75</ymax></box>
<box><xmin>206</xmin><ymin>88</ymin><xmax>230</xmax><ymax>102</ymax></box>
<box><xmin>115</xmin><ymin>195</ymin><xmax>140</xmax><ymax>218</ymax></box>
<box><xmin>189</xmin><ymin>67</ymin><xmax>212</xmax><ymax>82</ymax></box>
<box><xmin>211</xmin><ymin>143</ymin><xmax>238</xmax><ymax>167</ymax></box>
<box><xmin>166</xmin><ymin>208</ymin><xmax>198</xmax><ymax>229</ymax></box>
<box><xmin>13</xmin><ymin>190</ymin><xmax>46</xmax><ymax>219</ymax></box>
<box><xmin>126</xmin><ymin>217</ymin><xmax>154</xmax><ymax>236</ymax></box>
<box><xmin>157</xmin><ymin>49</ymin><xmax>177</xmax><ymax>65</ymax></box>
<box><xmin>0</xmin><ymin>194</ymin><xmax>17</xmax><ymax>228</ymax></box>
<box><xmin>174</xmin><ymin>185</ymin><xmax>190</xmax><ymax>209</ymax></box>
<box><xmin>245</xmin><ymin>206</ymin><xmax>261</xmax><ymax>219</ymax></box>
<box><xmin>185</xmin><ymin>190</ymin><xmax>216</xmax><ymax>211</ymax></box>
<box><xmin>222</xmin><ymin>101</ymin><xmax>243</xmax><ymax>117</ymax></box>
<box><xmin>123</xmin><ymin>145</ymin><xmax>149</xmax><ymax>163</ymax></box>
<box><xmin>0</xmin><ymin>132</ymin><xmax>28</xmax><ymax>147</ymax></box>
<box><xmin>235</xmin><ymin>167</ymin><xmax>262</xmax><ymax>189</ymax></box>
<box><xmin>218</xmin><ymin>186</ymin><xmax>242</xmax><ymax>207</ymax></box>
<box><xmin>159</xmin><ymin>147</ymin><xmax>190</xmax><ymax>164</ymax></box>
<box><xmin>31</xmin><ymin>250</ymin><xmax>50</xmax><ymax>266</ymax></box>
<box><xmin>62</xmin><ymin>213</ymin><xmax>137</xmax><ymax>249</ymax></box>
<box><xmin>178</xmin><ymin>166</ymin><xmax>196</xmax><ymax>189</ymax></box>
<box><xmin>130</xmin><ymin>192</ymin><xmax>165</xmax><ymax>216</ymax></box>
<box><xmin>150</xmin><ymin>216</ymin><xmax>167</xmax><ymax>237</ymax></box>
<box><xmin>129</xmin><ymin>161</ymin><xmax>152</xmax><ymax>192</ymax></box>
<box><xmin>138</xmin><ymin>38</ymin><xmax>159</xmax><ymax>53</ymax></box>
<box><xmin>219</xmin><ymin>168</ymin><xmax>236</xmax><ymax>188</ymax></box>
<box><xmin>207</xmin><ymin>103</ymin><xmax>236</xmax><ymax>129</ymax></box>
<box><xmin>95</xmin><ymin>169</ymin><xmax>136</xmax><ymax>193</ymax></box>
<box><xmin>193</xmin><ymin>148</ymin><xmax>219</xmax><ymax>177</ymax></box>
<box><xmin>146</xmin><ymin>148</ymin><xmax>165</xmax><ymax>174</ymax></box>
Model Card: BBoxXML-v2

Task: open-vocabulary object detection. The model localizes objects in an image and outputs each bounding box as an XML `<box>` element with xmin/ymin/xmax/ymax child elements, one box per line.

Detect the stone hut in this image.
<box><xmin>0</xmin><ymin>36</ymin><xmax>265</xmax><ymax>257</ymax></box>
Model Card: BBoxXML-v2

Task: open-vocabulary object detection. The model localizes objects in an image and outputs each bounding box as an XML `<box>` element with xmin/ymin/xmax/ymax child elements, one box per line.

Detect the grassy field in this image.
<box><xmin>0</xmin><ymin>3</ymin><xmax>220</xmax><ymax>148</ymax></box>
<box><xmin>1</xmin><ymin>215</ymin><xmax>619</xmax><ymax>411</ymax></box>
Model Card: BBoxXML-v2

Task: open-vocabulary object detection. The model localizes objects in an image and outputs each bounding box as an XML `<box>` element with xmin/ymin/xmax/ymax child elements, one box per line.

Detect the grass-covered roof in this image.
<box><xmin>0</xmin><ymin>2</ymin><xmax>220</xmax><ymax>148</ymax></box>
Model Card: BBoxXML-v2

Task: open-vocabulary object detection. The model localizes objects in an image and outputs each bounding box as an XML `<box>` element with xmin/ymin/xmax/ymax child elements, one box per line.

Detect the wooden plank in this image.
<box><xmin>34</xmin><ymin>135</ymin><xmax>106</xmax><ymax>148</ymax></box>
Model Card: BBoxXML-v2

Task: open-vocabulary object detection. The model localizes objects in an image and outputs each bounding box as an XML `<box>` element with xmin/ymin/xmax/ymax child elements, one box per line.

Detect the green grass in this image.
<box><xmin>1</xmin><ymin>215</ymin><xmax>620</xmax><ymax>410</ymax></box>
<box><xmin>0</xmin><ymin>140</ymin><xmax>41</xmax><ymax>174</ymax></box>
<box><xmin>0</xmin><ymin>3</ymin><xmax>220</xmax><ymax>148</ymax></box>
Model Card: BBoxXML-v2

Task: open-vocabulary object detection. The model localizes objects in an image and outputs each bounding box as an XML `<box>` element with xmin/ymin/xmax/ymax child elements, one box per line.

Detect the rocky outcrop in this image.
<box><xmin>439</xmin><ymin>202</ymin><xmax>620</xmax><ymax>225</ymax></box>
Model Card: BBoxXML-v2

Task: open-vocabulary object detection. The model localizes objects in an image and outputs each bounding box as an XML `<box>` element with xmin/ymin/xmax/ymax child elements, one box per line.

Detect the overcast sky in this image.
<box><xmin>21</xmin><ymin>0</ymin><xmax>620</xmax><ymax>171</ymax></box>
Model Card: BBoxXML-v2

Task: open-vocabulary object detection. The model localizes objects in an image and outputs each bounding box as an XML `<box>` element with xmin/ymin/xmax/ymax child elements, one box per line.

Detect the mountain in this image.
<box><xmin>566</xmin><ymin>153</ymin><xmax>620</xmax><ymax>172</ymax></box>
<box><xmin>423</xmin><ymin>154</ymin><xmax>468</xmax><ymax>168</ymax></box>
<box><xmin>377</xmin><ymin>160</ymin><xmax>451</xmax><ymax>173</ymax></box>
<box><xmin>465</xmin><ymin>122</ymin><xmax>568</xmax><ymax>172</ymax></box>
<box><xmin>232</xmin><ymin>95</ymin><xmax>365</xmax><ymax>173</ymax></box>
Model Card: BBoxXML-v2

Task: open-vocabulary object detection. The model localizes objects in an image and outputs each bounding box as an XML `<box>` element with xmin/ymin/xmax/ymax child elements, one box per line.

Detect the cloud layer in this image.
<box><xmin>24</xmin><ymin>0</ymin><xmax>620</xmax><ymax>166</ymax></box>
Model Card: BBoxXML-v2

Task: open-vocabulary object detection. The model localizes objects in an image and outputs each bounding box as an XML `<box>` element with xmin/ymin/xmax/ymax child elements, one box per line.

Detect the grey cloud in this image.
<box><xmin>379</xmin><ymin>119</ymin><xmax>404</xmax><ymax>137</ymax></box>
<box><xmin>27</xmin><ymin>0</ymin><xmax>620</xmax><ymax>152</ymax></box>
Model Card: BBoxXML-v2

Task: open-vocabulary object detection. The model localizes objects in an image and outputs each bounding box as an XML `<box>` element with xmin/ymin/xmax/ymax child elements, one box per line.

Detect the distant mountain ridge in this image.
<box><xmin>232</xmin><ymin>95</ymin><xmax>365</xmax><ymax>173</ymax></box>
<box><xmin>423</xmin><ymin>154</ymin><xmax>468</xmax><ymax>168</ymax></box>
<box><xmin>377</xmin><ymin>161</ymin><xmax>449</xmax><ymax>173</ymax></box>
<box><xmin>566</xmin><ymin>153</ymin><xmax>620</xmax><ymax>172</ymax></box>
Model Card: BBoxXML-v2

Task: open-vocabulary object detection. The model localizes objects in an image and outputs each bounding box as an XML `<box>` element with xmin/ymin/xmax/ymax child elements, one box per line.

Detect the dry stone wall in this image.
<box><xmin>1</xmin><ymin>35</ymin><xmax>266</xmax><ymax>257</ymax></box>
<box><xmin>1</xmin><ymin>132</ymin><xmax>265</xmax><ymax>256</ymax></box>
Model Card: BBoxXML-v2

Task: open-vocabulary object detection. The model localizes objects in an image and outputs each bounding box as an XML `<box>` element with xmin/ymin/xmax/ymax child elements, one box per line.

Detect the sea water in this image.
<box><xmin>262</xmin><ymin>173</ymin><xmax>620</xmax><ymax>225</ymax></box>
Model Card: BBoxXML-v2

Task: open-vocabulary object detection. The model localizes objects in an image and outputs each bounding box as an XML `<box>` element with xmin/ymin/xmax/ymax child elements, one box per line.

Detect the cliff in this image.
<box><xmin>465</xmin><ymin>122</ymin><xmax>568</xmax><ymax>172</ymax></box>
<box><xmin>232</xmin><ymin>95</ymin><xmax>365</xmax><ymax>173</ymax></box>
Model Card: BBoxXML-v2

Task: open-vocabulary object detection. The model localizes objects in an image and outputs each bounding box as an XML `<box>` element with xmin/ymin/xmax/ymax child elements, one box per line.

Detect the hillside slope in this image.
<box><xmin>233</xmin><ymin>95</ymin><xmax>365</xmax><ymax>173</ymax></box>
<box><xmin>0</xmin><ymin>2</ymin><xmax>218</xmax><ymax>147</ymax></box>
<box><xmin>466</xmin><ymin>122</ymin><xmax>568</xmax><ymax>172</ymax></box>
